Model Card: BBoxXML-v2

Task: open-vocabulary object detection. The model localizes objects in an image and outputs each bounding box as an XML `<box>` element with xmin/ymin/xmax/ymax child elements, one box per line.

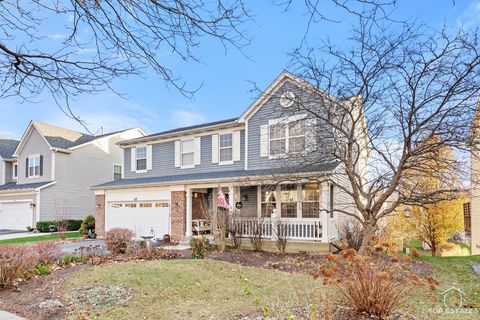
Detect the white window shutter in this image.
<box><xmin>194</xmin><ymin>137</ymin><xmax>201</xmax><ymax>165</ymax></box>
<box><xmin>146</xmin><ymin>145</ymin><xmax>153</xmax><ymax>170</ymax></box>
<box><xmin>233</xmin><ymin>131</ymin><xmax>241</xmax><ymax>161</ymax></box>
<box><xmin>174</xmin><ymin>141</ymin><xmax>181</xmax><ymax>168</ymax></box>
<box><xmin>130</xmin><ymin>147</ymin><xmax>136</xmax><ymax>172</ymax></box>
<box><xmin>306</xmin><ymin>118</ymin><xmax>317</xmax><ymax>152</ymax></box>
<box><xmin>260</xmin><ymin>124</ymin><xmax>269</xmax><ymax>157</ymax></box>
<box><xmin>211</xmin><ymin>134</ymin><xmax>219</xmax><ymax>163</ymax></box>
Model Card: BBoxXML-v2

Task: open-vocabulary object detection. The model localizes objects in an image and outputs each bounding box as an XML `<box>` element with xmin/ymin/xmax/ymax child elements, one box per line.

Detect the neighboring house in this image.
<box><xmin>93</xmin><ymin>71</ymin><xmax>366</xmax><ymax>244</ymax></box>
<box><xmin>470</xmin><ymin>112</ymin><xmax>480</xmax><ymax>254</ymax></box>
<box><xmin>0</xmin><ymin>121</ymin><xmax>144</xmax><ymax>230</ymax></box>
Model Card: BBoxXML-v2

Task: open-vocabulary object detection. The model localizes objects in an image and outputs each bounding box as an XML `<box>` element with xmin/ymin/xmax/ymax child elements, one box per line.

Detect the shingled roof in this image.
<box><xmin>0</xmin><ymin>139</ymin><xmax>19</xmax><ymax>159</ymax></box>
<box><xmin>32</xmin><ymin>121</ymin><xmax>99</xmax><ymax>149</ymax></box>
<box><xmin>92</xmin><ymin>162</ymin><xmax>340</xmax><ymax>190</ymax></box>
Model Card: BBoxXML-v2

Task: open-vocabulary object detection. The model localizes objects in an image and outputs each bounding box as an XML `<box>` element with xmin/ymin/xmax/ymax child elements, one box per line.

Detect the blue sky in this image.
<box><xmin>1</xmin><ymin>0</ymin><xmax>479</xmax><ymax>138</ymax></box>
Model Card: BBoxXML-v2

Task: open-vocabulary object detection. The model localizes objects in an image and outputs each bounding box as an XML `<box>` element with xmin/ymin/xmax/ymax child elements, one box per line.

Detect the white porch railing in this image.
<box><xmin>233</xmin><ymin>218</ymin><xmax>323</xmax><ymax>241</ymax></box>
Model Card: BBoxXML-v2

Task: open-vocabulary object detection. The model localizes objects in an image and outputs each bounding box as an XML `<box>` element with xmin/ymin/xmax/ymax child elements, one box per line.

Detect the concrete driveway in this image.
<box><xmin>0</xmin><ymin>230</ymin><xmax>37</xmax><ymax>241</ymax></box>
<box><xmin>0</xmin><ymin>229</ymin><xmax>26</xmax><ymax>235</ymax></box>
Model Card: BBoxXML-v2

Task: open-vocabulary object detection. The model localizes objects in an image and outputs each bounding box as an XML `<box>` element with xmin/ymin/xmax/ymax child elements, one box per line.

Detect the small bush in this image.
<box><xmin>79</xmin><ymin>215</ymin><xmax>95</xmax><ymax>235</ymax></box>
<box><xmin>34</xmin><ymin>264</ymin><xmax>50</xmax><ymax>276</ymax></box>
<box><xmin>36</xmin><ymin>220</ymin><xmax>82</xmax><ymax>232</ymax></box>
<box><xmin>34</xmin><ymin>241</ymin><xmax>62</xmax><ymax>265</ymax></box>
<box><xmin>105</xmin><ymin>228</ymin><xmax>134</xmax><ymax>254</ymax></box>
<box><xmin>190</xmin><ymin>236</ymin><xmax>213</xmax><ymax>259</ymax></box>
<box><xmin>316</xmin><ymin>241</ymin><xmax>434</xmax><ymax>319</ymax></box>
<box><xmin>249</xmin><ymin>219</ymin><xmax>263</xmax><ymax>252</ymax></box>
<box><xmin>0</xmin><ymin>245</ymin><xmax>37</xmax><ymax>288</ymax></box>
<box><xmin>273</xmin><ymin>221</ymin><xmax>288</xmax><ymax>255</ymax></box>
<box><xmin>58</xmin><ymin>255</ymin><xmax>88</xmax><ymax>266</ymax></box>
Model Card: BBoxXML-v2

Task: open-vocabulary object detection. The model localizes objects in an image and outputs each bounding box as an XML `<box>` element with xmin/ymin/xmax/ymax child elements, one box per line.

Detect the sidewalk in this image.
<box><xmin>0</xmin><ymin>311</ymin><xmax>25</xmax><ymax>320</ymax></box>
<box><xmin>0</xmin><ymin>232</ymin><xmax>39</xmax><ymax>241</ymax></box>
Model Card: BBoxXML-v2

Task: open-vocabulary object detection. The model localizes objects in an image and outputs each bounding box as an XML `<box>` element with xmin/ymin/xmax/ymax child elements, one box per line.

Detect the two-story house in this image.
<box><xmin>93</xmin><ymin>71</ymin><xmax>364</xmax><ymax>244</ymax></box>
<box><xmin>0</xmin><ymin>121</ymin><xmax>144</xmax><ymax>231</ymax></box>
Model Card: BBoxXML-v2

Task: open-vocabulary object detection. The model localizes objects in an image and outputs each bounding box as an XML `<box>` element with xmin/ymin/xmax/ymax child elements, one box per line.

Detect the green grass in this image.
<box><xmin>408</xmin><ymin>255</ymin><xmax>480</xmax><ymax>320</ymax></box>
<box><xmin>0</xmin><ymin>231</ymin><xmax>82</xmax><ymax>245</ymax></box>
<box><xmin>64</xmin><ymin>259</ymin><xmax>323</xmax><ymax>320</ymax></box>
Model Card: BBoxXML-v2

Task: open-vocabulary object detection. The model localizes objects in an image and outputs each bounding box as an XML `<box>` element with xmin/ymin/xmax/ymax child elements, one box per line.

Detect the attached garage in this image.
<box><xmin>105</xmin><ymin>189</ymin><xmax>171</xmax><ymax>238</ymax></box>
<box><xmin>0</xmin><ymin>201</ymin><xmax>34</xmax><ymax>230</ymax></box>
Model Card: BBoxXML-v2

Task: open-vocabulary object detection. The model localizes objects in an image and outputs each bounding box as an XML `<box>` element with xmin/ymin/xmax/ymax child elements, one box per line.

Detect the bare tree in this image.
<box><xmin>259</xmin><ymin>16</ymin><xmax>480</xmax><ymax>251</ymax></box>
<box><xmin>0</xmin><ymin>0</ymin><xmax>250</xmax><ymax>131</ymax></box>
<box><xmin>54</xmin><ymin>198</ymin><xmax>70</xmax><ymax>240</ymax></box>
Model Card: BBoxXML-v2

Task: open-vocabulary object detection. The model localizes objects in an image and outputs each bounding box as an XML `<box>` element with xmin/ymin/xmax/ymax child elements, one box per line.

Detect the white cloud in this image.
<box><xmin>456</xmin><ymin>1</ymin><xmax>480</xmax><ymax>30</ymax></box>
<box><xmin>47</xmin><ymin>33</ymin><xmax>67</xmax><ymax>40</ymax></box>
<box><xmin>169</xmin><ymin>110</ymin><xmax>207</xmax><ymax>127</ymax></box>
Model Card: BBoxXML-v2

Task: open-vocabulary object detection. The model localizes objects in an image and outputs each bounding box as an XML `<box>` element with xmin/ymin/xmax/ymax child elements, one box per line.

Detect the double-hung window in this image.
<box><xmin>280</xmin><ymin>184</ymin><xmax>297</xmax><ymax>218</ymax></box>
<box><xmin>13</xmin><ymin>163</ymin><xmax>18</xmax><ymax>179</ymax></box>
<box><xmin>113</xmin><ymin>165</ymin><xmax>122</xmax><ymax>181</ymax></box>
<box><xmin>269</xmin><ymin>117</ymin><xmax>306</xmax><ymax>157</ymax></box>
<box><xmin>260</xmin><ymin>186</ymin><xmax>277</xmax><ymax>217</ymax></box>
<box><xmin>136</xmin><ymin>147</ymin><xmax>147</xmax><ymax>171</ymax></box>
<box><xmin>219</xmin><ymin>133</ymin><xmax>233</xmax><ymax>163</ymax></box>
<box><xmin>302</xmin><ymin>183</ymin><xmax>320</xmax><ymax>218</ymax></box>
<box><xmin>181</xmin><ymin>139</ymin><xmax>195</xmax><ymax>167</ymax></box>
<box><xmin>269</xmin><ymin>123</ymin><xmax>286</xmax><ymax>156</ymax></box>
<box><xmin>28</xmin><ymin>155</ymin><xmax>40</xmax><ymax>177</ymax></box>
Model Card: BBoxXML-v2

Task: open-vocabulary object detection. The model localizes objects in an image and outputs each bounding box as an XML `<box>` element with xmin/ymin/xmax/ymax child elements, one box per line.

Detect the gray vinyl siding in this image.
<box><xmin>247</xmin><ymin>81</ymin><xmax>335</xmax><ymax>170</ymax></box>
<box><xmin>17</xmin><ymin>128</ymin><xmax>52</xmax><ymax>184</ymax></box>
<box><xmin>39</xmin><ymin>132</ymin><xmax>136</xmax><ymax>221</ymax></box>
<box><xmin>4</xmin><ymin>162</ymin><xmax>14</xmax><ymax>183</ymax></box>
<box><xmin>124</xmin><ymin>130</ymin><xmax>246</xmax><ymax>179</ymax></box>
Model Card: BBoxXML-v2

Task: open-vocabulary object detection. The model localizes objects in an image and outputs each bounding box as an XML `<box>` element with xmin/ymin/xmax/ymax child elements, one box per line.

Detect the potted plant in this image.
<box><xmin>79</xmin><ymin>215</ymin><xmax>96</xmax><ymax>239</ymax></box>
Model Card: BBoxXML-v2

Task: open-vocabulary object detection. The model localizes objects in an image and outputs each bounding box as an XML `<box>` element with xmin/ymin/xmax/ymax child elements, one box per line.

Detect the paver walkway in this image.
<box><xmin>473</xmin><ymin>264</ymin><xmax>480</xmax><ymax>277</ymax></box>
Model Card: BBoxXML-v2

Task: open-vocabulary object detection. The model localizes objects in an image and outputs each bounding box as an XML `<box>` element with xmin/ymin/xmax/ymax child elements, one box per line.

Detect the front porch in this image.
<box><xmin>184</xmin><ymin>182</ymin><xmax>339</xmax><ymax>244</ymax></box>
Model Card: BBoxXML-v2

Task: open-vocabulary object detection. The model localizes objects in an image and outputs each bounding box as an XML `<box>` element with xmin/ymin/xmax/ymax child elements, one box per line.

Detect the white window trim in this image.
<box><xmin>268</xmin><ymin>114</ymin><xmax>307</xmax><ymax>159</ymax></box>
<box><xmin>180</xmin><ymin>138</ymin><xmax>195</xmax><ymax>169</ymax></box>
<box><xmin>218</xmin><ymin>132</ymin><xmax>234</xmax><ymax>165</ymax></box>
<box><xmin>12</xmin><ymin>162</ymin><xmax>18</xmax><ymax>180</ymax></box>
<box><xmin>135</xmin><ymin>145</ymin><xmax>148</xmax><ymax>173</ymax></box>
<box><xmin>27</xmin><ymin>154</ymin><xmax>41</xmax><ymax>179</ymax></box>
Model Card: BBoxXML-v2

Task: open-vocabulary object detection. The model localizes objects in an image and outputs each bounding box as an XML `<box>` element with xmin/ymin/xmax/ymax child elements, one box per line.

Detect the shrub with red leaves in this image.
<box><xmin>0</xmin><ymin>245</ymin><xmax>37</xmax><ymax>288</ymax></box>
<box><xmin>105</xmin><ymin>228</ymin><xmax>135</xmax><ymax>254</ymax></box>
<box><xmin>315</xmin><ymin>238</ymin><xmax>436</xmax><ymax>319</ymax></box>
<box><xmin>34</xmin><ymin>241</ymin><xmax>62</xmax><ymax>265</ymax></box>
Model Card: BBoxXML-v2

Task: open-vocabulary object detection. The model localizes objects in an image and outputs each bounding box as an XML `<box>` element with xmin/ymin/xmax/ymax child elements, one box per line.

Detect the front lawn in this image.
<box><xmin>0</xmin><ymin>231</ymin><xmax>82</xmax><ymax>245</ymax></box>
<box><xmin>64</xmin><ymin>259</ymin><xmax>323</xmax><ymax>319</ymax></box>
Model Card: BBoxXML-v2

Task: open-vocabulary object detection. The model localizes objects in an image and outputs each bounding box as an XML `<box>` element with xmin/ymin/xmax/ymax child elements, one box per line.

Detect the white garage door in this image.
<box><xmin>106</xmin><ymin>200</ymin><xmax>170</xmax><ymax>238</ymax></box>
<box><xmin>0</xmin><ymin>202</ymin><xmax>33</xmax><ymax>230</ymax></box>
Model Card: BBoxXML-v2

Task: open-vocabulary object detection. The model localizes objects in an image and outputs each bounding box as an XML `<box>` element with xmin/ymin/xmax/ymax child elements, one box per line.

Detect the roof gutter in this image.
<box><xmin>117</xmin><ymin>120</ymin><xmax>242</xmax><ymax>146</ymax></box>
<box><xmin>91</xmin><ymin>170</ymin><xmax>333</xmax><ymax>191</ymax></box>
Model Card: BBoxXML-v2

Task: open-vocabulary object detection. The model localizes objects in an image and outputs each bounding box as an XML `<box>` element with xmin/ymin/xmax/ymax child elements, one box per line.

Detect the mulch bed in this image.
<box><xmin>208</xmin><ymin>249</ymin><xmax>327</xmax><ymax>275</ymax></box>
<box><xmin>0</xmin><ymin>264</ymin><xmax>90</xmax><ymax>320</ymax></box>
<box><xmin>208</xmin><ymin>249</ymin><xmax>434</xmax><ymax>278</ymax></box>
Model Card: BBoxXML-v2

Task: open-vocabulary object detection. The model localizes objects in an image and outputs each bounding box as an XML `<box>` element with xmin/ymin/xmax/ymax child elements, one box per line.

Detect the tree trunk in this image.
<box><xmin>358</xmin><ymin>221</ymin><xmax>377</xmax><ymax>254</ymax></box>
<box><xmin>431</xmin><ymin>241</ymin><xmax>437</xmax><ymax>256</ymax></box>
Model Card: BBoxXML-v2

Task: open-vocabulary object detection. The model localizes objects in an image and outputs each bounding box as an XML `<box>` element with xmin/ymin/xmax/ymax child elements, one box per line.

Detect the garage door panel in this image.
<box><xmin>0</xmin><ymin>202</ymin><xmax>33</xmax><ymax>230</ymax></box>
<box><xmin>106</xmin><ymin>201</ymin><xmax>170</xmax><ymax>238</ymax></box>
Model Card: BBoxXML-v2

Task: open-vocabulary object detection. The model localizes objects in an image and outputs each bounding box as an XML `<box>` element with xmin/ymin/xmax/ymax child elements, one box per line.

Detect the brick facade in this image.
<box><xmin>171</xmin><ymin>191</ymin><xmax>186</xmax><ymax>241</ymax></box>
<box><xmin>95</xmin><ymin>194</ymin><xmax>106</xmax><ymax>238</ymax></box>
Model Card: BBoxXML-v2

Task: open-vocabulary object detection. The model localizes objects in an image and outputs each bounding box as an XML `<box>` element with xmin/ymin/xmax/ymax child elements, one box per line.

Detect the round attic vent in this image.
<box><xmin>280</xmin><ymin>91</ymin><xmax>296</xmax><ymax>108</ymax></box>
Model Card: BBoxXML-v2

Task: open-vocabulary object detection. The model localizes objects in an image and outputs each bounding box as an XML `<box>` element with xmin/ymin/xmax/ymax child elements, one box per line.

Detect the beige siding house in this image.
<box><xmin>470</xmin><ymin>147</ymin><xmax>480</xmax><ymax>255</ymax></box>
<box><xmin>0</xmin><ymin>121</ymin><xmax>144</xmax><ymax>230</ymax></box>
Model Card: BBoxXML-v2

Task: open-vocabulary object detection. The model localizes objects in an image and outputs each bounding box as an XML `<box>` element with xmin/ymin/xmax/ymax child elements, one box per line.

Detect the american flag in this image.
<box><xmin>217</xmin><ymin>187</ymin><xmax>231</xmax><ymax>209</ymax></box>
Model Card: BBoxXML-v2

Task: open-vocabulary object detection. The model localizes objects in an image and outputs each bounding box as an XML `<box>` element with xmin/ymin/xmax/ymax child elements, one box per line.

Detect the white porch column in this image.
<box><xmin>228</xmin><ymin>185</ymin><xmax>236</xmax><ymax>214</ymax></box>
<box><xmin>186</xmin><ymin>188</ymin><xmax>193</xmax><ymax>237</ymax></box>
<box><xmin>320</xmin><ymin>182</ymin><xmax>329</xmax><ymax>243</ymax></box>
